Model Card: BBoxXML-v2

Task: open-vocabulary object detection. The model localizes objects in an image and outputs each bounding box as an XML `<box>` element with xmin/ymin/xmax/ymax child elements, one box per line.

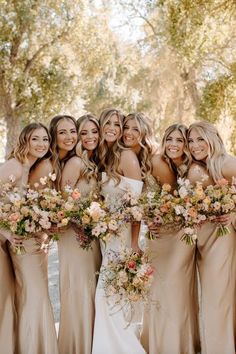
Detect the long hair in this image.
<box><xmin>49</xmin><ymin>115</ymin><xmax>78</xmax><ymax>189</ymax></box>
<box><xmin>161</xmin><ymin>124</ymin><xmax>192</xmax><ymax>177</ymax></box>
<box><xmin>187</xmin><ymin>121</ymin><xmax>226</xmax><ymax>182</ymax></box>
<box><xmin>98</xmin><ymin>108</ymin><xmax>125</xmax><ymax>182</ymax></box>
<box><xmin>9</xmin><ymin>122</ymin><xmax>50</xmax><ymax>164</ymax></box>
<box><xmin>122</xmin><ymin>113</ymin><xmax>158</xmax><ymax>181</ymax></box>
<box><xmin>76</xmin><ymin>114</ymin><xmax>99</xmax><ymax>182</ymax></box>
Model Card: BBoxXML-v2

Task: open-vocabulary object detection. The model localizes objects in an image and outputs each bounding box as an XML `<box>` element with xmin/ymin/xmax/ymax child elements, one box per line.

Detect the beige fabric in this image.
<box><xmin>58</xmin><ymin>177</ymin><xmax>102</xmax><ymax>354</ymax></box>
<box><xmin>9</xmin><ymin>237</ymin><xmax>58</xmax><ymax>354</ymax></box>
<box><xmin>141</xmin><ymin>229</ymin><xmax>200</xmax><ymax>354</ymax></box>
<box><xmin>196</xmin><ymin>222</ymin><xmax>236</xmax><ymax>354</ymax></box>
<box><xmin>0</xmin><ymin>234</ymin><xmax>15</xmax><ymax>354</ymax></box>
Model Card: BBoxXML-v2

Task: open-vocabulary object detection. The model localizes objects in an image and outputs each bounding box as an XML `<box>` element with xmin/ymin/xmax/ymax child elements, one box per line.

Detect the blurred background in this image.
<box><xmin>0</xmin><ymin>0</ymin><xmax>235</xmax><ymax>159</ymax></box>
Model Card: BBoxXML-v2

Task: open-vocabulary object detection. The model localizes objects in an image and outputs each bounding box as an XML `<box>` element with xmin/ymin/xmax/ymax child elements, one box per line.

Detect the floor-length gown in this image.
<box><xmin>141</xmin><ymin>229</ymin><xmax>200</xmax><ymax>354</ymax></box>
<box><xmin>196</xmin><ymin>221</ymin><xmax>236</xmax><ymax>354</ymax></box>
<box><xmin>0</xmin><ymin>234</ymin><xmax>15</xmax><ymax>354</ymax></box>
<box><xmin>92</xmin><ymin>173</ymin><xmax>146</xmax><ymax>354</ymax></box>
<box><xmin>8</xmin><ymin>165</ymin><xmax>58</xmax><ymax>354</ymax></box>
<box><xmin>58</xmin><ymin>178</ymin><xmax>101</xmax><ymax>354</ymax></box>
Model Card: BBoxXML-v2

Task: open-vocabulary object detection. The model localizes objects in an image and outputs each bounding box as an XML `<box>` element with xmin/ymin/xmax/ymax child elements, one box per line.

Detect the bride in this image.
<box><xmin>92</xmin><ymin>108</ymin><xmax>146</xmax><ymax>354</ymax></box>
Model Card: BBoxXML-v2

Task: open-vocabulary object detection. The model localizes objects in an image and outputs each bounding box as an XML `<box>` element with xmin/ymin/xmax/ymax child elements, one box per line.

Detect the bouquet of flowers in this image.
<box><xmin>64</xmin><ymin>185</ymin><xmax>144</xmax><ymax>249</ymax></box>
<box><xmin>140</xmin><ymin>183</ymin><xmax>182</xmax><ymax>239</ymax></box>
<box><xmin>172</xmin><ymin>178</ymin><xmax>207</xmax><ymax>245</ymax></box>
<box><xmin>197</xmin><ymin>178</ymin><xmax>236</xmax><ymax>237</ymax></box>
<box><xmin>98</xmin><ymin>247</ymin><xmax>154</xmax><ymax>322</ymax></box>
<box><xmin>0</xmin><ymin>174</ymin><xmax>71</xmax><ymax>253</ymax></box>
<box><xmin>64</xmin><ymin>187</ymin><xmax>122</xmax><ymax>249</ymax></box>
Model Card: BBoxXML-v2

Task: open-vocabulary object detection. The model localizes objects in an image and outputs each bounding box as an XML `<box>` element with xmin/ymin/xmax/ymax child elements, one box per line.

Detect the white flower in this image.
<box><xmin>9</xmin><ymin>175</ymin><xmax>16</xmax><ymax>183</ymax></box>
<box><xmin>108</xmin><ymin>220</ymin><xmax>118</xmax><ymax>231</ymax></box>
<box><xmin>49</xmin><ymin>173</ymin><xmax>56</xmax><ymax>181</ymax></box>
<box><xmin>178</xmin><ymin>186</ymin><xmax>188</xmax><ymax>198</ymax></box>
<box><xmin>39</xmin><ymin>176</ymin><xmax>47</xmax><ymax>185</ymax></box>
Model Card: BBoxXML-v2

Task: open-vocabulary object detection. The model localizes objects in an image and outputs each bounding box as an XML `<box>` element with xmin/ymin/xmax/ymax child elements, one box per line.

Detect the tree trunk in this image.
<box><xmin>5</xmin><ymin>113</ymin><xmax>21</xmax><ymax>157</ymax></box>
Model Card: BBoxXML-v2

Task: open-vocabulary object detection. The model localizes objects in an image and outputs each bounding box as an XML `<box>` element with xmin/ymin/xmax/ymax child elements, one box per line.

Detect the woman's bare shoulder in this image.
<box><xmin>222</xmin><ymin>155</ymin><xmax>236</xmax><ymax>181</ymax></box>
<box><xmin>0</xmin><ymin>158</ymin><xmax>23</xmax><ymax>182</ymax></box>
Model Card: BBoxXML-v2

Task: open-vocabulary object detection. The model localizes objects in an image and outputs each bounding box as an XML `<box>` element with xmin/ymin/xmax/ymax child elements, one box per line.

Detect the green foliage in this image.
<box><xmin>198</xmin><ymin>75</ymin><xmax>232</xmax><ymax>123</ymax></box>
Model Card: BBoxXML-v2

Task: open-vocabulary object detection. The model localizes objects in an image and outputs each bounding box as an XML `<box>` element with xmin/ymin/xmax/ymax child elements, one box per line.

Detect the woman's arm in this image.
<box><xmin>0</xmin><ymin>159</ymin><xmax>22</xmax><ymax>184</ymax></box>
<box><xmin>29</xmin><ymin>159</ymin><xmax>53</xmax><ymax>188</ymax></box>
<box><xmin>119</xmin><ymin>150</ymin><xmax>142</xmax><ymax>181</ymax></box>
<box><xmin>61</xmin><ymin>156</ymin><xmax>83</xmax><ymax>190</ymax></box>
<box><xmin>119</xmin><ymin>150</ymin><xmax>142</xmax><ymax>252</ymax></box>
<box><xmin>151</xmin><ymin>154</ymin><xmax>176</xmax><ymax>188</ymax></box>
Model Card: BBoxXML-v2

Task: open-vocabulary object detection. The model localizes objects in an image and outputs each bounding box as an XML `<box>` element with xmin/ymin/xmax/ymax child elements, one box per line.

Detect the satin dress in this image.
<box><xmin>141</xmin><ymin>228</ymin><xmax>200</xmax><ymax>354</ymax></box>
<box><xmin>92</xmin><ymin>173</ymin><xmax>146</xmax><ymax>354</ymax></box>
<box><xmin>195</xmin><ymin>221</ymin><xmax>236</xmax><ymax>354</ymax></box>
<box><xmin>0</xmin><ymin>233</ymin><xmax>15</xmax><ymax>354</ymax></box>
<box><xmin>8</xmin><ymin>164</ymin><xmax>58</xmax><ymax>354</ymax></box>
<box><xmin>9</xmin><ymin>237</ymin><xmax>58</xmax><ymax>354</ymax></box>
<box><xmin>58</xmin><ymin>178</ymin><xmax>101</xmax><ymax>354</ymax></box>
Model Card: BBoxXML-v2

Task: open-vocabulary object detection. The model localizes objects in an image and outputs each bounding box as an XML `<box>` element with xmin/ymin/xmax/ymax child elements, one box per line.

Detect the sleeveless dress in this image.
<box><xmin>58</xmin><ymin>177</ymin><xmax>102</xmax><ymax>354</ymax></box>
<box><xmin>92</xmin><ymin>173</ymin><xmax>146</xmax><ymax>354</ymax></box>
<box><xmin>0</xmin><ymin>235</ymin><xmax>15</xmax><ymax>354</ymax></box>
<box><xmin>195</xmin><ymin>221</ymin><xmax>236</xmax><ymax>354</ymax></box>
<box><xmin>8</xmin><ymin>164</ymin><xmax>58</xmax><ymax>354</ymax></box>
<box><xmin>141</xmin><ymin>229</ymin><xmax>200</xmax><ymax>354</ymax></box>
<box><xmin>141</xmin><ymin>175</ymin><xmax>200</xmax><ymax>354</ymax></box>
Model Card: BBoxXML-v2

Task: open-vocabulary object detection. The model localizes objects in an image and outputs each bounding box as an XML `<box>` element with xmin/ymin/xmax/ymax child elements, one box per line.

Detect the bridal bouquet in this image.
<box><xmin>0</xmin><ymin>174</ymin><xmax>71</xmax><ymax>254</ymax></box>
<box><xmin>99</xmin><ymin>247</ymin><xmax>154</xmax><ymax>314</ymax></box>
<box><xmin>197</xmin><ymin>178</ymin><xmax>236</xmax><ymax>237</ymax></box>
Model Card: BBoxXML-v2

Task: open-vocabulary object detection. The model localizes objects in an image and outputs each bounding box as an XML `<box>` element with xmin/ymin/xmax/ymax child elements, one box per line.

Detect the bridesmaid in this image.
<box><xmin>92</xmin><ymin>108</ymin><xmax>145</xmax><ymax>354</ymax></box>
<box><xmin>29</xmin><ymin>114</ymin><xmax>78</xmax><ymax>189</ymax></box>
<box><xmin>5</xmin><ymin>123</ymin><xmax>58</xmax><ymax>354</ymax></box>
<box><xmin>141</xmin><ymin>123</ymin><xmax>200</xmax><ymax>354</ymax></box>
<box><xmin>0</xmin><ymin>124</ymin><xmax>42</xmax><ymax>354</ymax></box>
<box><xmin>187</xmin><ymin>121</ymin><xmax>236</xmax><ymax>354</ymax></box>
<box><xmin>59</xmin><ymin>114</ymin><xmax>101</xmax><ymax>354</ymax></box>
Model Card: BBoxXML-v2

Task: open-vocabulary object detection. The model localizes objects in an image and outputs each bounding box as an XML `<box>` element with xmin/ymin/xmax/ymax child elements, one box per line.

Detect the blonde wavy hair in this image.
<box><xmin>187</xmin><ymin>121</ymin><xmax>226</xmax><ymax>183</ymax></box>
<box><xmin>9</xmin><ymin>123</ymin><xmax>50</xmax><ymax>164</ymax></box>
<box><xmin>98</xmin><ymin>108</ymin><xmax>125</xmax><ymax>182</ymax></box>
<box><xmin>161</xmin><ymin>124</ymin><xmax>192</xmax><ymax>177</ymax></box>
<box><xmin>76</xmin><ymin>114</ymin><xmax>99</xmax><ymax>182</ymax></box>
<box><xmin>49</xmin><ymin>115</ymin><xmax>77</xmax><ymax>189</ymax></box>
<box><xmin>123</xmin><ymin>113</ymin><xmax>158</xmax><ymax>181</ymax></box>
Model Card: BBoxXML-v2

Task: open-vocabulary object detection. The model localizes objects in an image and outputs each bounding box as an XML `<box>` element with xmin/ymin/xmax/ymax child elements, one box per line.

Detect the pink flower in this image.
<box><xmin>145</xmin><ymin>266</ymin><xmax>154</xmax><ymax>276</ymax></box>
<box><xmin>8</xmin><ymin>212</ymin><xmax>21</xmax><ymax>222</ymax></box>
<box><xmin>71</xmin><ymin>190</ymin><xmax>81</xmax><ymax>200</ymax></box>
<box><xmin>216</xmin><ymin>178</ymin><xmax>228</xmax><ymax>186</ymax></box>
<box><xmin>127</xmin><ymin>260</ymin><xmax>136</xmax><ymax>269</ymax></box>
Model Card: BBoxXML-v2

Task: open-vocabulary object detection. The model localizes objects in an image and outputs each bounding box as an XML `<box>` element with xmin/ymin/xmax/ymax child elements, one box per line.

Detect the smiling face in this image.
<box><xmin>123</xmin><ymin>118</ymin><xmax>141</xmax><ymax>149</ymax></box>
<box><xmin>28</xmin><ymin>127</ymin><xmax>50</xmax><ymax>161</ymax></box>
<box><xmin>80</xmin><ymin>120</ymin><xmax>99</xmax><ymax>151</ymax></box>
<box><xmin>56</xmin><ymin>119</ymin><xmax>78</xmax><ymax>155</ymax></box>
<box><xmin>188</xmin><ymin>128</ymin><xmax>209</xmax><ymax>161</ymax></box>
<box><xmin>102</xmin><ymin>114</ymin><xmax>121</xmax><ymax>145</ymax></box>
<box><xmin>165</xmin><ymin>129</ymin><xmax>185</xmax><ymax>163</ymax></box>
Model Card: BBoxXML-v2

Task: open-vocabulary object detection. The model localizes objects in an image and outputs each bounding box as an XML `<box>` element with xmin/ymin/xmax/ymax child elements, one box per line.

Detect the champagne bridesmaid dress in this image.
<box><xmin>0</xmin><ymin>234</ymin><xmax>15</xmax><ymax>354</ymax></box>
<box><xmin>141</xmin><ymin>229</ymin><xmax>200</xmax><ymax>354</ymax></box>
<box><xmin>8</xmin><ymin>165</ymin><xmax>58</xmax><ymax>354</ymax></box>
<box><xmin>58</xmin><ymin>178</ymin><xmax>101</xmax><ymax>354</ymax></box>
<box><xmin>195</xmin><ymin>221</ymin><xmax>236</xmax><ymax>354</ymax></box>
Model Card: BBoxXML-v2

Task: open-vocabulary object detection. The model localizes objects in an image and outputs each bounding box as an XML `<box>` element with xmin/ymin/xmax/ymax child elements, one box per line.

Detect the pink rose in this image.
<box><xmin>71</xmin><ymin>190</ymin><xmax>81</xmax><ymax>200</ymax></box>
<box><xmin>127</xmin><ymin>260</ymin><xmax>136</xmax><ymax>269</ymax></box>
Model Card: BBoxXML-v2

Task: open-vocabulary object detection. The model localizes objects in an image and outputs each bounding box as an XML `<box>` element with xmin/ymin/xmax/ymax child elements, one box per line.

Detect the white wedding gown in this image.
<box><xmin>92</xmin><ymin>173</ymin><xmax>146</xmax><ymax>354</ymax></box>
